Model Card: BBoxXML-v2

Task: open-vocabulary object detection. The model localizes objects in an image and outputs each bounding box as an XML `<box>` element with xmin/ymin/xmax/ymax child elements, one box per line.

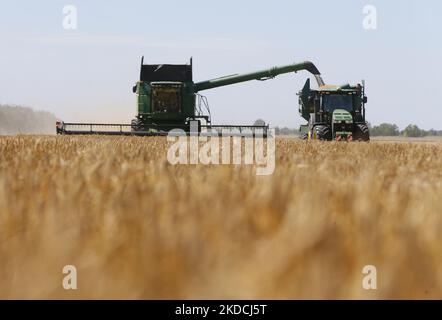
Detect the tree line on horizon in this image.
<box><xmin>367</xmin><ymin>123</ymin><xmax>442</xmax><ymax>137</ymax></box>
<box><xmin>1</xmin><ymin>107</ymin><xmax>440</xmax><ymax>137</ymax></box>
<box><xmin>253</xmin><ymin>119</ymin><xmax>442</xmax><ymax>137</ymax></box>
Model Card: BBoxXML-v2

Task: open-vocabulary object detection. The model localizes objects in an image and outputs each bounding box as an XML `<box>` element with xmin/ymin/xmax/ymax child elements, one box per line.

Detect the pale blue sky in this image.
<box><xmin>0</xmin><ymin>0</ymin><xmax>441</xmax><ymax>129</ymax></box>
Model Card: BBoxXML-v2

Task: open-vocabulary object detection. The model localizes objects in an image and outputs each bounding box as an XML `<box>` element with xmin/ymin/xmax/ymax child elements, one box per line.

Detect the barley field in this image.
<box><xmin>0</xmin><ymin>135</ymin><xmax>442</xmax><ymax>299</ymax></box>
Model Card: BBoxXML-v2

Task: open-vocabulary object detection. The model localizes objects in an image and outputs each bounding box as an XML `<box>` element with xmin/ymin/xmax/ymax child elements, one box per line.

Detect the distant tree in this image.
<box><xmin>253</xmin><ymin>119</ymin><xmax>266</xmax><ymax>126</ymax></box>
<box><xmin>402</xmin><ymin>124</ymin><xmax>427</xmax><ymax>137</ymax></box>
<box><xmin>370</xmin><ymin>123</ymin><xmax>400</xmax><ymax>136</ymax></box>
<box><xmin>272</xmin><ymin>126</ymin><xmax>298</xmax><ymax>136</ymax></box>
<box><xmin>280</xmin><ymin>127</ymin><xmax>294</xmax><ymax>135</ymax></box>
<box><xmin>369</xmin><ymin>122</ymin><xmax>442</xmax><ymax>137</ymax></box>
<box><xmin>274</xmin><ymin>127</ymin><xmax>280</xmax><ymax>135</ymax></box>
<box><xmin>427</xmin><ymin>129</ymin><xmax>442</xmax><ymax>137</ymax></box>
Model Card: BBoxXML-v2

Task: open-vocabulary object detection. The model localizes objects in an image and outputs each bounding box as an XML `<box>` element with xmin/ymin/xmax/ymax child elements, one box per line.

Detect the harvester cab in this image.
<box><xmin>131</xmin><ymin>57</ymin><xmax>204</xmax><ymax>132</ymax></box>
<box><xmin>298</xmin><ymin>79</ymin><xmax>369</xmax><ymax>141</ymax></box>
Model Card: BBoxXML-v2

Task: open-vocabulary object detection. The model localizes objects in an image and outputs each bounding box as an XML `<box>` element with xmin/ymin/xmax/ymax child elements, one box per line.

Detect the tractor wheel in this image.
<box><xmin>354</xmin><ymin>123</ymin><xmax>370</xmax><ymax>141</ymax></box>
<box><xmin>314</xmin><ymin>125</ymin><xmax>331</xmax><ymax>141</ymax></box>
<box><xmin>299</xmin><ymin>132</ymin><xmax>308</xmax><ymax>140</ymax></box>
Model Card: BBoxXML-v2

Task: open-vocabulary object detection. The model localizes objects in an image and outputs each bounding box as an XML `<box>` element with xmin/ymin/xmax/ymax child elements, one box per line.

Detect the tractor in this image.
<box><xmin>298</xmin><ymin>79</ymin><xmax>370</xmax><ymax>141</ymax></box>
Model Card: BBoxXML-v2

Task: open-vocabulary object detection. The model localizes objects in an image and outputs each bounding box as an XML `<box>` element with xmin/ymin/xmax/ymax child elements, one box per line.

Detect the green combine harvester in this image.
<box><xmin>56</xmin><ymin>57</ymin><xmax>324</xmax><ymax>136</ymax></box>
<box><xmin>56</xmin><ymin>56</ymin><xmax>369</xmax><ymax>140</ymax></box>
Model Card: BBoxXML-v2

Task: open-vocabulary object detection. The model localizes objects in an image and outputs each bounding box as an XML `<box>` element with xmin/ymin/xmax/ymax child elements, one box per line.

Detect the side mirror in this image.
<box><xmin>132</xmin><ymin>84</ymin><xmax>137</xmax><ymax>93</ymax></box>
<box><xmin>363</xmin><ymin>96</ymin><xmax>368</xmax><ymax>104</ymax></box>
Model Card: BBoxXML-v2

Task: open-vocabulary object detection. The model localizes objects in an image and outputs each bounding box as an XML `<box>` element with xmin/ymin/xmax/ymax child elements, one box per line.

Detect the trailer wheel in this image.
<box><xmin>354</xmin><ymin>123</ymin><xmax>370</xmax><ymax>141</ymax></box>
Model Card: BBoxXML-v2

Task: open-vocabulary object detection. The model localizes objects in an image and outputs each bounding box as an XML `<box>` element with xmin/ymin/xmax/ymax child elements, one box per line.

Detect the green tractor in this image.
<box><xmin>298</xmin><ymin>79</ymin><xmax>370</xmax><ymax>141</ymax></box>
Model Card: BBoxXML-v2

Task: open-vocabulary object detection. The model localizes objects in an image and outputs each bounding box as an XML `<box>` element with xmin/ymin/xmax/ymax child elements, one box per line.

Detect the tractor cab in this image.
<box><xmin>322</xmin><ymin>93</ymin><xmax>353</xmax><ymax>113</ymax></box>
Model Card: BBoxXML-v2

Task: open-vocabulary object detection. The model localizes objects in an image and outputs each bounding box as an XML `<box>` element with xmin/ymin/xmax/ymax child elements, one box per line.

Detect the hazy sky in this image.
<box><xmin>0</xmin><ymin>0</ymin><xmax>441</xmax><ymax>129</ymax></box>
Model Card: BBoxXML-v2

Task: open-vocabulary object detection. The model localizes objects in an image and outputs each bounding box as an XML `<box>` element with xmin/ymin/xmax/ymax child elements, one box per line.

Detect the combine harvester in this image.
<box><xmin>56</xmin><ymin>57</ymin><xmax>324</xmax><ymax>137</ymax></box>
